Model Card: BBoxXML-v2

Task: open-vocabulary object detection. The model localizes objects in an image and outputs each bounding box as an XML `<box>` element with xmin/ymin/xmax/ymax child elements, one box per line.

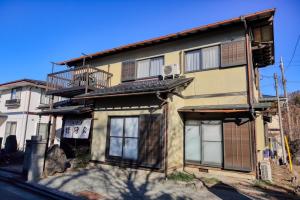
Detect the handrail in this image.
<box><xmin>46</xmin><ymin>65</ymin><xmax>112</xmax><ymax>94</ymax></box>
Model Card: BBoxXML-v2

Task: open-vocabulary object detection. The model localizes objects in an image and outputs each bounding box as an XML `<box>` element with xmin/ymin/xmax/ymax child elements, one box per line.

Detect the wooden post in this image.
<box><xmin>274</xmin><ymin>73</ymin><xmax>287</xmax><ymax>164</ymax></box>
<box><xmin>279</xmin><ymin>57</ymin><xmax>293</xmax><ymax>140</ymax></box>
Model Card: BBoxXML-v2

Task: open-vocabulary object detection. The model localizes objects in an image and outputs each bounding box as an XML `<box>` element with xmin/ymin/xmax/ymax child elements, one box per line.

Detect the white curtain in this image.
<box><xmin>150</xmin><ymin>57</ymin><xmax>163</xmax><ymax>76</ymax></box>
<box><xmin>137</xmin><ymin>59</ymin><xmax>150</xmax><ymax>78</ymax></box>
<box><xmin>202</xmin><ymin>46</ymin><xmax>220</xmax><ymax>69</ymax></box>
<box><xmin>185</xmin><ymin>50</ymin><xmax>201</xmax><ymax>72</ymax></box>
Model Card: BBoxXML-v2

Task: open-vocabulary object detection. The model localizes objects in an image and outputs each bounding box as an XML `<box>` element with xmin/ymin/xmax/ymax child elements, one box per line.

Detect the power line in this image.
<box><xmin>286</xmin><ymin>34</ymin><xmax>300</xmax><ymax>71</ymax></box>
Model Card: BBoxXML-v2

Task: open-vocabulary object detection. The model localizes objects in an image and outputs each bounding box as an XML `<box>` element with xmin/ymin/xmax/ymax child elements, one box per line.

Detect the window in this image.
<box><xmin>4</xmin><ymin>122</ymin><xmax>17</xmax><ymax>144</ymax></box>
<box><xmin>185</xmin><ymin>45</ymin><xmax>220</xmax><ymax>72</ymax></box>
<box><xmin>185</xmin><ymin>120</ymin><xmax>222</xmax><ymax>166</ymax></box>
<box><xmin>40</xmin><ymin>89</ymin><xmax>59</xmax><ymax>104</ymax></box>
<box><xmin>40</xmin><ymin>89</ymin><xmax>50</xmax><ymax>104</ymax></box>
<box><xmin>108</xmin><ymin>117</ymin><xmax>139</xmax><ymax>160</ymax></box>
<box><xmin>11</xmin><ymin>88</ymin><xmax>21</xmax><ymax>100</ymax></box>
<box><xmin>36</xmin><ymin>123</ymin><xmax>48</xmax><ymax>140</ymax></box>
<box><xmin>137</xmin><ymin>56</ymin><xmax>164</xmax><ymax>78</ymax></box>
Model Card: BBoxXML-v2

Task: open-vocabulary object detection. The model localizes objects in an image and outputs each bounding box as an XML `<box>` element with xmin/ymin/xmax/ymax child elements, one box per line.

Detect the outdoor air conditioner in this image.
<box><xmin>260</xmin><ymin>160</ymin><xmax>272</xmax><ymax>181</ymax></box>
<box><xmin>161</xmin><ymin>64</ymin><xmax>180</xmax><ymax>79</ymax></box>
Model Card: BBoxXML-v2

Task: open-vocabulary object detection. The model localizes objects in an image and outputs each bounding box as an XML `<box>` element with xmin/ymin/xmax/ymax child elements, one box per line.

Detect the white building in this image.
<box><xmin>0</xmin><ymin>79</ymin><xmax>62</xmax><ymax>150</ymax></box>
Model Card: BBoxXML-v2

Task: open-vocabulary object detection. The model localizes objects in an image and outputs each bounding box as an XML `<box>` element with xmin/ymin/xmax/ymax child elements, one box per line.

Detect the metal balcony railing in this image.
<box><xmin>46</xmin><ymin>66</ymin><xmax>112</xmax><ymax>97</ymax></box>
<box><xmin>5</xmin><ymin>99</ymin><xmax>21</xmax><ymax>107</ymax></box>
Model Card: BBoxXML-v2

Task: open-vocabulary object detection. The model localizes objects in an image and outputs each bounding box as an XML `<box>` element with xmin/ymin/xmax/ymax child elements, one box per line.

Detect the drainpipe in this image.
<box><xmin>241</xmin><ymin>16</ymin><xmax>258</xmax><ymax>177</ymax></box>
<box><xmin>22</xmin><ymin>86</ymin><xmax>32</xmax><ymax>151</ymax></box>
<box><xmin>241</xmin><ymin>16</ymin><xmax>255</xmax><ymax>118</ymax></box>
<box><xmin>156</xmin><ymin>91</ymin><xmax>169</xmax><ymax>178</ymax></box>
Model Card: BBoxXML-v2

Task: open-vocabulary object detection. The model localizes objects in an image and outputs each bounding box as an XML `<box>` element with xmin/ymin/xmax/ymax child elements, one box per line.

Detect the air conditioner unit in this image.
<box><xmin>162</xmin><ymin>64</ymin><xmax>180</xmax><ymax>79</ymax></box>
<box><xmin>260</xmin><ymin>160</ymin><xmax>272</xmax><ymax>181</ymax></box>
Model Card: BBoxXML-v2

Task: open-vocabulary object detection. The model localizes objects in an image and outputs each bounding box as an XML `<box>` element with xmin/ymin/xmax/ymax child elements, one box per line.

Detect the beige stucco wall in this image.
<box><xmin>255</xmin><ymin>113</ymin><xmax>266</xmax><ymax>162</ymax></box>
<box><xmin>91</xmin><ymin>109</ymin><xmax>162</xmax><ymax>162</ymax></box>
<box><xmin>167</xmin><ymin>95</ymin><xmax>185</xmax><ymax>171</ymax></box>
<box><xmin>88</xmin><ymin>25</ymin><xmax>263</xmax><ymax>172</ymax></box>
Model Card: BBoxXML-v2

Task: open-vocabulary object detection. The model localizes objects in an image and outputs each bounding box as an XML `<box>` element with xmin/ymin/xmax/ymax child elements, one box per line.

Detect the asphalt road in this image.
<box><xmin>0</xmin><ymin>180</ymin><xmax>49</xmax><ymax>200</ymax></box>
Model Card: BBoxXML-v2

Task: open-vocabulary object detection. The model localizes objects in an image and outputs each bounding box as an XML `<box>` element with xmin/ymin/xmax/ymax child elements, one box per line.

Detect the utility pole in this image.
<box><xmin>279</xmin><ymin>57</ymin><xmax>293</xmax><ymax>139</ymax></box>
<box><xmin>274</xmin><ymin>73</ymin><xmax>287</xmax><ymax>164</ymax></box>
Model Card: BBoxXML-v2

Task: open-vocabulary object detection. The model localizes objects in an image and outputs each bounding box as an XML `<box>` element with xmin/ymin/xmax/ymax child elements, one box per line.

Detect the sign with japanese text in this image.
<box><xmin>63</xmin><ymin>118</ymin><xmax>92</xmax><ymax>139</ymax></box>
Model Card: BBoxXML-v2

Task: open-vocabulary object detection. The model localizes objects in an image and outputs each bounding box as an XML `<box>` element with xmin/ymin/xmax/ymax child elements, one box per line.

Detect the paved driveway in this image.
<box><xmin>38</xmin><ymin>165</ymin><xmax>253</xmax><ymax>200</ymax></box>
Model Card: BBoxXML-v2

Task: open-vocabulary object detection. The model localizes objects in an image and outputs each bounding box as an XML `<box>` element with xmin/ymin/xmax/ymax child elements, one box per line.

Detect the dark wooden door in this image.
<box><xmin>223</xmin><ymin>120</ymin><xmax>253</xmax><ymax>171</ymax></box>
<box><xmin>138</xmin><ymin>114</ymin><xmax>163</xmax><ymax>168</ymax></box>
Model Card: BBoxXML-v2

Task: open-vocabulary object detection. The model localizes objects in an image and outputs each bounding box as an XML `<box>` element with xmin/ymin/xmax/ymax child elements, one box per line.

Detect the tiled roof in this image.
<box><xmin>0</xmin><ymin>78</ymin><xmax>46</xmax><ymax>87</ymax></box>
<box><xmin>58</xmin><ymin>9</ymin><xmax>275</xmax><ymax>66</ymax></box>
<box><xmin>77</xmin><ymin>77</ymin><xmax>193</xmax><ymax>98</ymax></box>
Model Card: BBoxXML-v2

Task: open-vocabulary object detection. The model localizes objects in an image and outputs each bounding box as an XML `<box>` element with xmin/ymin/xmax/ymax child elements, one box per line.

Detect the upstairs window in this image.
<box><xmin>185</xmin><ymin>45</ymin><xmax>220</xmax><ymax>72</ymax></box>
<box><xmin>11</xmin><ymin>88</ymin><xmax>21</xmax><ymax>100</ymax></box>
<box><xmin>40</xmin><ymin>89</ymin><xmax>50</xmax><ymax>104</ymax></box>
<box><xmin>40</xmin><ymin>89</ymin><xmax>59</xmax><ymax>104</ymax></box>
<box><xmin>136</xmin><ymin>56</ymin><xmax>164</xmax><ymax>79</ymax></box>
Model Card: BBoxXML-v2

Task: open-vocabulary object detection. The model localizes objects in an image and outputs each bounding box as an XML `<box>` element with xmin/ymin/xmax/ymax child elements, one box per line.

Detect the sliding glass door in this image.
<box><xmin>185</xmin><ymin>120</ymin><xmax>223</xmax><ymax>166</ymax></box>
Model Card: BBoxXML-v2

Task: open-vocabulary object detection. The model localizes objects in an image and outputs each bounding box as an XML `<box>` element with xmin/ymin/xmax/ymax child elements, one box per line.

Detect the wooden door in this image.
<box><xmin>138</xmin><ymin>114</ymin><xmax>163</xmax><ymax>168</ymax></box>
<box><xmin>223</xmin><ymin>120</ymin><xmax>253</xmax><ymax>171</ymax></box>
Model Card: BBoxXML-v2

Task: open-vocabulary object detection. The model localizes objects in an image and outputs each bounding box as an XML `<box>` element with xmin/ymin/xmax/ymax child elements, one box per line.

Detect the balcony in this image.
<box><xmin>46</xmin><ymin>66</ymin><xmax>113</xmax><ymax>98</ymax></box>
<box><xmin>5</xmin><ymin>99</ymin><xmax>21</xmax><ymax>107</ymax></box>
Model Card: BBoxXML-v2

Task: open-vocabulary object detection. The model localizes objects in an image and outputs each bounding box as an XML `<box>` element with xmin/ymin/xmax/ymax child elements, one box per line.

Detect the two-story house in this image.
<box><xmin>0</xmin><ymin>79</ymin><xmax>62</xmax><ymax>150</ymax></box>
<box><xmin>44</xmin><ymin>9</ymin><xmax>275</xmax><ymax>178</ymax></box>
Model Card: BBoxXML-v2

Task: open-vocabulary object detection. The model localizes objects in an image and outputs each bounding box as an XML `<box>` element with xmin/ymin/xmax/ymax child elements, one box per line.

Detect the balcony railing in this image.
<box><xmin>46</xmin><ymin>66</ymin><xmax>113</xmax><ymax>97</ymax></box>
<box><xmin>5</xmin><ymin>99</ymin><xmax>21</xmax><ymax>107</ymax></box>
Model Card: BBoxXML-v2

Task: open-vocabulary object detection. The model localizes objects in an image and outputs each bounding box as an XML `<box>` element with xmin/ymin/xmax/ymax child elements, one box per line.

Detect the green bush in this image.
<box><xmin>167</xmin><ymin>171</ymin><xmax>195</xmax><ymax>182</ymax></box>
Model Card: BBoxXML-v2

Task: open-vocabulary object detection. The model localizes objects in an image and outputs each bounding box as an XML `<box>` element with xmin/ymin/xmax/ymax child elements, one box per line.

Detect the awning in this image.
<box><xmin>38</xmin><ymin>105</ymin><xmax>92</xmax><ymax>116</ymax></box>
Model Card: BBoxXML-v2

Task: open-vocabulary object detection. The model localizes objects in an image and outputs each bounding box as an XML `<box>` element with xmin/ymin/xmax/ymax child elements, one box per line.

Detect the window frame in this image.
<box><xmin>184</xmin><ymin>45</ymin><xmax>221</xmax><ymax>73</ymax></box>
<box><xmin>184</xmin><ymin>120</ymin><xmax>223</xmax><ymax>167</ymax></box>
<box><xmin>4</xmin><ymin>121</ymin><xmax>17</xmax><ymax>145</ymax></box>
<box><xmin>40</xmin><ymin>89</ymin><xmax>51</xmax><ymax>104</ymax></box>
<box><xmin>10</xmin><ymin>87</ymin><xmax>21</xmax><ymax>100</ymax></box>
<box><xmin>136</xmin><ymin>56</ymin><xmax>164</xmax><ymax>79</ymax></box>
<box><xmin>106</xmin><ymin>116</ymin><xmax>140</xmax><ymax>163</ymax></box>
<box><xmin>36</xmin><ymin>122</ymin><xmax>49</xmax><ymax>139</ymax></box>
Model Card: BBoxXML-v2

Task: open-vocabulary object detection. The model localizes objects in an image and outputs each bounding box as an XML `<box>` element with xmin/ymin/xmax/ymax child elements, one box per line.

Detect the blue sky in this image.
<box><xmin>0</xmin><ymin>0</ymin><xmax>299</xmax><ymax>95</ymax></box>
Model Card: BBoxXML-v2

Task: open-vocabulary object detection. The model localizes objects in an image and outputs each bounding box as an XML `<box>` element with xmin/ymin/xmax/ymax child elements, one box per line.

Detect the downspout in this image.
<box><xmin>22</xmin><ymin>86</ymin><xmax>32</xmax><ymax>151</ymax></box>
<box><xmin>241</xmin><ymin>16</ymin><xmax>255</xmax><ymax>118</ymax></box>
<box><xmin>156</xmin><ymin>91</ymin><xmax>169</xmax><ymax>179</ymax></box>
<box><xmin>241</xmin><ymin>16</ymin><xmax>258</xmax><ymax>177</ymax></box>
